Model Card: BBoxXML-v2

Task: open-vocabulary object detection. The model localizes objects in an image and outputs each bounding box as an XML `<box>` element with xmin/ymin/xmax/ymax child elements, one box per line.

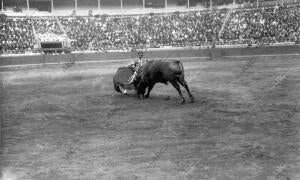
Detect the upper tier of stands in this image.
<box><xmin>1</xmin><ymin>0</ymin><xmax>258</xmax><ymax>16</ymax></box>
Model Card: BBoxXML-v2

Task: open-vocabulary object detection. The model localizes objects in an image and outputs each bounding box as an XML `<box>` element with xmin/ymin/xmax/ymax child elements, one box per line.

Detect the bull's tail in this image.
<box><xmin>176</xmin><ymin>61</ymin><xmax>184</xmax><ymax>74</ymax></box>
<box><xmin>174</xmin><ymin>60</ymin><xmax>185</xmax><ymax>81</ymax></box>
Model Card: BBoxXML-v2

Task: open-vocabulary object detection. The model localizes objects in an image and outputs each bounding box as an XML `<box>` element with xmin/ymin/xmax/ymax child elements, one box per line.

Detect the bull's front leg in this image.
<box><xmin>137</xmin><ymin>93</ymin><xmax>144</xmax><ymax>99</ymax></box>
<box><xmin>136</xmin><ymin>79</ymin><xmax>147</xmax><ymax>99</ymax></box>
<box><xmin>136</xmin><ymin>87</ymin><xmax>145</xmax><ymax>99</ymax></box>
<box><xmin>145</xmin><ymin>83</ymin><xmax>155</xmax><ymax>98</ymax></box>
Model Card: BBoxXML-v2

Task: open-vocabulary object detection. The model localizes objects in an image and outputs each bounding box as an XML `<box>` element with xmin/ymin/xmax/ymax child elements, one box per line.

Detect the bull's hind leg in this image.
<box><xmin>177</xmin><ymin>79</ymin><xmax>194</xmax><ymax>103</ymax></box>
<box><xmin>170</xmin><ymin>81</ymin><xmax>185</xmax><ymax>104</ymax></box>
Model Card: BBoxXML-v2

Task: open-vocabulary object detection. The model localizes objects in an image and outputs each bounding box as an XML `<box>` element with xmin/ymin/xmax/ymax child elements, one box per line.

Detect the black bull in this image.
<box><xmin>113</xmin><ymin>60</ymin><xmax>194</xmax><ymax>104</ymax></box>
<box><xmin>136</xmin><ymin>60</ymin><xmax>194</xmax><ymax>104</ymax></box>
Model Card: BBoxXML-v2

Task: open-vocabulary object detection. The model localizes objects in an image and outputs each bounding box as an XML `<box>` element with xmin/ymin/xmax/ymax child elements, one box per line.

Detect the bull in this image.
<box><xmin>135</xmin><ymin>60</ymin><xmax>194</xmax><ymax>104</ymax></box>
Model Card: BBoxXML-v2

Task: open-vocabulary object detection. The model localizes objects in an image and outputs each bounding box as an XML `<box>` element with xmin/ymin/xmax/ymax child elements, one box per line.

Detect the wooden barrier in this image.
<box><xmin>0</xmin><ymin>45</ymin><xmax>299</xmax><ymax>67</ymax></box>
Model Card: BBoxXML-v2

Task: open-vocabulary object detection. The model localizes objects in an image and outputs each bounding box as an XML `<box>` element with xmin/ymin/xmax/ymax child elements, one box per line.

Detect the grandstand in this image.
<box><xmin>0</xmin><ymin>0</ymin><xmax>299</xmax><ymax>56</ymax></box>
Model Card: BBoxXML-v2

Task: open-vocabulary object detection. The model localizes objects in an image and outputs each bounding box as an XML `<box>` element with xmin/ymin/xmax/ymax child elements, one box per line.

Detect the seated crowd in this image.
<box><xmin>0</xmin><ymin>16</ymin><xmax>64</xmax><ymax>54</ymax></box>
<box><xmin>32</xmin><ymin>17</ymin><xmax>65</xmax><ymax>43</ymax></box>
<box><xmin>0</xmin><ymin>5</ymin><xmax>299</xmax><ymax>55</ymax></box>
<box><xmin>59</xmin><ymin>10</ymin><xmax>227</xmax><ymax>51</ymax></box>
<box><xmin>222</xmin><ymin>5</ymin><xmax>300</xmax><ymax>45</ymax></box>
<box><xmin>0</xmin><ymin>17</ymin><xmax>35</xmax><ymax>54</ymax></box>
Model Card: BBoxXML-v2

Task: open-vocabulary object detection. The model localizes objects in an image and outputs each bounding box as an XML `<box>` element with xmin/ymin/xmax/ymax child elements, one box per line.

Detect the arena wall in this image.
<box><xmin>0</xmin><ymin>45</ymin><xmax>299</xmax><ymax>67</ymax></box>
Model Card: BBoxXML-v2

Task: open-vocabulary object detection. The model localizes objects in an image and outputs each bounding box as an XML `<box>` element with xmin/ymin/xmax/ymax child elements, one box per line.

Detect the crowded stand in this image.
<box><xmin>221</xmin><ymin>5</ymin><xmax>300</xmax><ymax>45</ymax></box>
<box><xmin>0</xmin><ymin>4</ymin><xmax>299</xmax><ymax>55</ymax></box>
<box><xmin>0</xmin><ymin>16</ymin><xmax>64</xmax><ymax>54</ymax></box>
<box><xmin>59</xmin><ymin>10</ymin><xmax>227</xmax><ymax>51</ymax></box>
<box><xmin>1</xmin><ymin>17</ymin><xmax>35</xmax><ymax>54</ymax></box>
<box><xmin>31</xmin><ymin>17</ymin><xmax>62</xmax><ymax>35</ymax></box>
<box><xmin>32</xmin><ymin>17</ymin><xmax>66</xmax><ymax>43</ymax></box>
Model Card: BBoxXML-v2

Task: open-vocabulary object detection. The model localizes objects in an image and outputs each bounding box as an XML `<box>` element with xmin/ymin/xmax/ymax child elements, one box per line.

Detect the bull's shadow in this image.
<box><xmin>113</xmin><ymin>92</ymin><xmax>181</xmax><ymax>104</ymax></box>
<box><xmin>113</xmin><ymin>86</ymin><xmax>198</xmax><ymax>105</ymax></box>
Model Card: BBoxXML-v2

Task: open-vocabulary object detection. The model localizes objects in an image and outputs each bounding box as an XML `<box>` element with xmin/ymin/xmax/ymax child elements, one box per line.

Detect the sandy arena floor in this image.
<box><xmin>0</xmin><ymin>56</ymin><xmax>299</xmax><ymax>180</ymax></box>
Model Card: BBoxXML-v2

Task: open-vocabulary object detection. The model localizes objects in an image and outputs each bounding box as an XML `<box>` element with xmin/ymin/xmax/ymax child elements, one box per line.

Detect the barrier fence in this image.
<box><xmin>0</xmin><ymin>45</ymin><xmax>299</xmax><ymax>67</ymax></box>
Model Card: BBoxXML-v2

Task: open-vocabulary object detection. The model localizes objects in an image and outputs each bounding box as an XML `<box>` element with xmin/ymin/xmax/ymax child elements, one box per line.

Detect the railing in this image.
<box><xmin>55</xmin><ymin>17</ymin><xmax>67</xmax><ymax>34</ymax></box>
<box><xmin>218</xmin><ymin>9</ymin><xmax>232</xmax><ymax>38</ymax></box>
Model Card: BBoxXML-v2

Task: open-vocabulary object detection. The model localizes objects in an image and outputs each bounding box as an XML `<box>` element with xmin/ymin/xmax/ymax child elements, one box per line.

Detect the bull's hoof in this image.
<box><xmin>181</xmin><ymin>99</ymin><xmax>185</xmax><ymax>104</ymax></box>
<box><xmin>137</xmin><ymin>94</ymin><xmax>144</xmax><ymax>99</ymax></box>
<box><xmin>144</xmin><ymin>94</ymin><xmax>149</xmax><ymax>98</ymax></box>
<box><xmin>189</xmin><ymin>95</ymin><xmax>195</xmax><ymax>103</ymax></box>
